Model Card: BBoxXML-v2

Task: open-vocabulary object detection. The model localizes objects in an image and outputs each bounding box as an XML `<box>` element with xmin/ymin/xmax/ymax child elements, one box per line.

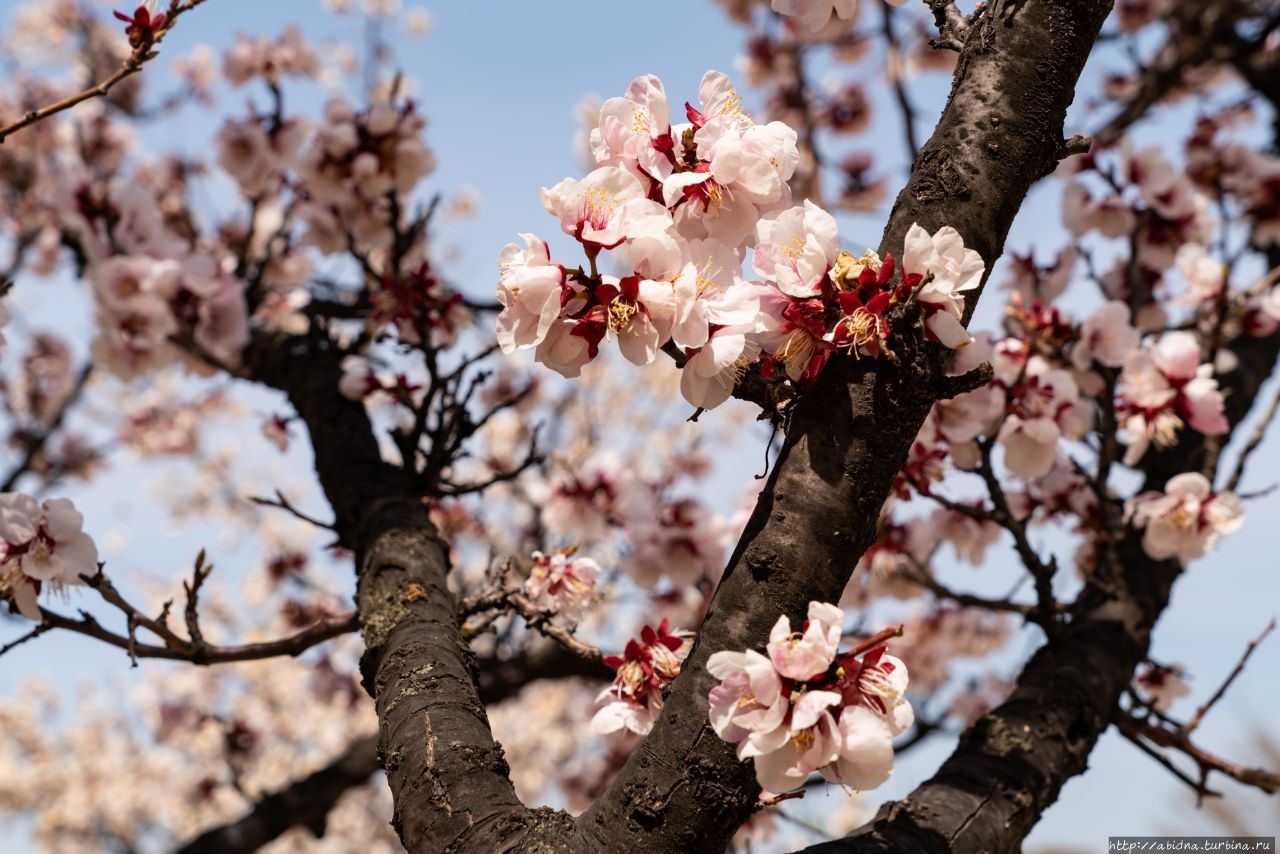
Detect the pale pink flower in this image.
<box><xmin>1175</xmin><ymin>244</ymin><xmax>1226</xmax><ymax>303</ymax></box>
<box><xmin>338</xmin><ymin>355</ymin><xmax>380</xmax><ymax>400</ymax></box>
<box><xmin>706</xmin><ymin>649</ymin><xmax>788</xmax><ymax>747</ymax></box>
<box><xmin>541</xmin><ymin>166</ymin><xmax>672</xmax><ymax>250</ymax></box>
<box><xmin>524</xmin><ymin>549</ymin><xmax>599</xmax><ymax>621</ymax></box>
<box><xmin>591</xmin><ymin>74</ymin><xmax>673</xmax><ymax>181</ymax></box>
<box><xmin>1073</xmin><ymin>301</ymin><xmax>1141</xmax><ymax>370</ymax></box>
<box><xmin>997</xmin><ymin>357</ymin><xmax>1090</xmax><ymax>479</ymax></box>
<box><xmin>0</xmin><ymin>494</ymin><xmax>98</xmax><ymax>621</ymax></box>
<box><xmin>1127</xmin><ymin>473</ymin><xmax>1243</xmax><ymax>564</ymax></box>
<box><xmin>496</xmin><ymin>234</ymin><xmax>566</xmax><ymax>353</ymax></box>
<box><xmin>1135</xmin><ymin>664</ymin><xmax>1191</xmax><ymax>712</ymax></box>
<box><xmin>769</xmin><ymin>0</ymin><xmax>907</xmax><ymax>33</ymax></box>
<box><xmin>534</xmin><ymin>318</ymin><xmax>594</xmax><ymax>378</ymax></box>
<box><xmin>1061</xmin><ymin>183</ymin><xmax>1135</xmax><ymax>239</ymax></box>
<box><xmin>680</xmin><ymin>325</ymin><xmax>760</xmax><ymax>410</ymax></box>
<box><xmin>902</xmin><ymin>223</ymin><xmax>985</xmax><ymax>349</ymax></box>
<box><xmin>591</xmin><ymin>620</ymin><xmax>690</xmax><ymax>736</ymax></box>
<box><xmin>749</xmin><ymin>690</ymin><xmax>842</xmax><ymax>793</ymax></box>
<box><xmin>767</xmin><ymin>601</ymin><xmax>843</xmax><ymax>681</ymax></box>
<box><xmin>261</xmin><ymin>416</ymin><xmax>291</xmax><ymax>453</ymax></box>
<box><xmin>752</xmin><ymin>201</ymin><xmax>840</xmax><ymax>298</ymax></box>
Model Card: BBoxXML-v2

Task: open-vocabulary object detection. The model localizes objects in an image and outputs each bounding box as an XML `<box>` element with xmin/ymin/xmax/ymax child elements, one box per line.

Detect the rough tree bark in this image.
<box><xmin>573</xmin><ymin>2</ymin><xmax>1115</xmax><ymax>852</ymax></box>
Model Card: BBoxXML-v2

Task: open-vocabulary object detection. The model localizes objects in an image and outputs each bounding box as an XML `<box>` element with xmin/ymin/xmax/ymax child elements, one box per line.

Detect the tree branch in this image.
<box><xmin>574</xmin><ymin>2</ymin><xmax>1116</xmax><ymax>851</ymax></box>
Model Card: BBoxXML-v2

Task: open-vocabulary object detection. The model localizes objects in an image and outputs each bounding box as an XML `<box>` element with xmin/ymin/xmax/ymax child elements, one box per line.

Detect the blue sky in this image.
<box><xmin>2</xmin><ymin>1</ymin><xmax>1278</xmax><ymax>850</ymax></box>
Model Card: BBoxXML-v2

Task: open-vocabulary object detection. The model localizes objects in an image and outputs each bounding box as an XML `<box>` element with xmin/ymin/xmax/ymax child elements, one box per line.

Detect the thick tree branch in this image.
<box><xmin>574</xmin><ymin>2</ymin><xmax>1115</xmax><ymax>852</ymax></box>
<box><xmin>241</xmin><ymin>332</ymin><xmax>572</xmax><ymax>852</ymax></box>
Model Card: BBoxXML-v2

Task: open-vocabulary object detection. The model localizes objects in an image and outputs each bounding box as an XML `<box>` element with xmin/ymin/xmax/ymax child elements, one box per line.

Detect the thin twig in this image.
<box><xmin>1185</xmin><ymin>618</ymin><xmax>1275</xmax><ymax>734</ymax></box>
<box><xmin>0</xmin><ymin>364</ymin><xmax>94</xmax><ymax>492</ymax></box>
<box><xmin>1225</xmin><ymin>384</ymin><xmax>1280</xmax><ymax>493</ymax></box>
<box><xmin>0</xmin><ymin>622</ymin><xmax>53</xmax><ymax>658</ymax></box>
<box><xmin>249</xmin><ymin>490</ymin><xmax>338</xmax><ymax>531</ymax></box>
<box><xmin>0</xmin><ymin>0</ymin><xmax>214</xmax><ymax>144</ymax></box>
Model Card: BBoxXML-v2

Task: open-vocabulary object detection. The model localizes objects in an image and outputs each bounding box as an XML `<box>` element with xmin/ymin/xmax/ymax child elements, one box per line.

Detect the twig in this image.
<box><xmin>35</xmin><ymin>606</ymin><xmax>358</xmax><ymax>665</ymax></box>
<box><xmin>249</xmin><ymin>490</ymin><xmax>338</xmax><ymax>532</ymax></box>
<box><xmin>1225</xmin><ymin>384</ymin><xmax>1280</xmax><ymax>493</ymax></box>
<box><xmin>880</xmin><ymin>0</ymin><xmax>920</xmax><ymax>162</ymax></box>
<box><xmin>506</xmin><ymin>591</ymin><xmax>603</xmax><ymax>664</ymax></box>
<box><xmin>0</xmin><ymin>364</ymin><xmax>94</xmax><ymax>492</ymax></box>
<box><xmin>904</xmin><ymin>563</ymin><xmax>1038</xmax><ymax>616</ymax></box>
<box><xmin>927</xmin><ymin>0</ymin><xmax>973</xmax><ymax>52</ymax></box>
<box><xmin>0</xmin><ymin>622</ymin><xmax>53</xmax><ymax>658</ymax></box>
<box><xmin>1117</xmin><ymin>711</ymin><xmax>1280</xmax><ymax>799</ymax></box>
<box><xmin>1185</xmin><ymin>618</ymin><xmax>1275</xmax><ymax>734</ymax></box>
<box><xmin>0</xmin><ymin>0</ymin><xmax>214</xmax><ymax>144</ymax></box>
<box><xmin>848</xmin><ymin>624</ymin><xmax>904</xmax><ymax>657</ymax></box>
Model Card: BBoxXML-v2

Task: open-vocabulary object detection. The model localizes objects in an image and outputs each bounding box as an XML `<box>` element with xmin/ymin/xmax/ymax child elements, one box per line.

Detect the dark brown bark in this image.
<box><xmin>573</xmin><ymin>2</ymin><xmax>1115</xmax><ymax>852</ymax></box>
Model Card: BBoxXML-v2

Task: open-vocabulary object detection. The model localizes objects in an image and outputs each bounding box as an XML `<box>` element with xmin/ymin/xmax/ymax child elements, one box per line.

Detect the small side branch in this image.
<box><xmin>927</xmin><ymin>0</ymin><xmax>973</xmax><ymax>51</ymax></box>
<box><xmin>0</xmin><ymin>0</ymin><xmax>214</xmax><ymax>144</ymax></box>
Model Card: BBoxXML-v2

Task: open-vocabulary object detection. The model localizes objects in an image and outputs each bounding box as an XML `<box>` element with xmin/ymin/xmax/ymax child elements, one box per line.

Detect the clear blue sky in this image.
<box><xmin>2</xmin><ymin>1</ymin><xmax>1277</xmax><ymax>850</ymax></box>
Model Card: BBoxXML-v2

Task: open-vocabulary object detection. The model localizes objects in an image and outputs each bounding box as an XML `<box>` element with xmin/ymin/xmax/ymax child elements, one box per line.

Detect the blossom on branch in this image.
<box><xmin>591</xmin><ymin>619</ymin><xmax>691</xmax><ymax>736</ymax></box>
<box><xmin>0</xmin><ymin>494</ymin><xmax>98</xmax><ymax>621</ymax></box>
<box><xmin>708</xmin><ymin>602</ymin><xmax>912</xmax><ymax>794</ymax></box>
<box><xmin>1127</xmin><ymin>473</ymin><xmax>1243</xmax><ymax>564</ymax></box>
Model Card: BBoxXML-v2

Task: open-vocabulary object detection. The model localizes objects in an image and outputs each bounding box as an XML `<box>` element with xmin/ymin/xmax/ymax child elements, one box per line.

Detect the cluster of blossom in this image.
<box><xmin>499</xmin><ymin>69</ymin><xmax>985</xmax><ymax>409</ymax></box>
<box><xmin>1116</xmin><ymin>330</ymin><xmax>1228</xmax><ymax>463</ymax></box>
<box><xmin>222</xmin><ymin>25</ymin><xmax>320</xmax><ymax>87</ymax></box>
<box><xmin>1126</xmin><ymin>473</ymin><xmax>1243</xmax><ymax>565</ymax></box>
<box><xmin>707</xmin><ymin>601</ymin><xmax>912</xmax><ymax>793</ymax></box>
<box><xmin>591</xmin><ymin>618</ymin><xmax>691</xmax><ymax>735</ymax></box>
<box><xmin>0</xmin><ymin>493</ymin><xmax>97</xmax><ymax>620</ymax></box>
<box><xmin>522</xmin><ymin>546</ymin><xmax>600</xmax><ymax>621</ymax></box>
<box><xmin>88</xmin><ymin>254</ymin><xmax>250</xmax><ymax>379</ymax></box>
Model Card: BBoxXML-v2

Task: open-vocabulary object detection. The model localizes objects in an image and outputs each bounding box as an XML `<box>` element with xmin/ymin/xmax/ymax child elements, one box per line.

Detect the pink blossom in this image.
<box><xmin>591</xmin><ymin>75</ymin><xmax>673</xmax><ymax>181</ymax></box>
<box><xmin>749</xmin><ymin>690</ymin><xmax>842</xmax><ymax>793</ymax></box>
<box><xmin>770</xmin><ymin>0</ymin><xmax>908</xmax><ymax>33</ymax></box>
<box><xmin>752</xmin><ymin>201</ymin><xmax>840</xmax><ymax>298</ymax></box>
<box><xmin>767</xmin><ymin>600</ymin><xmax>843</xmax><ymax>681</ymax></box>
<box><xmin>496</xmin><ymin>234</ymin><xmax>567</xmax><ymax>353</ymax></box>
<box><xmin>902</xmin><ymin>223</ymin><xmax>985</xmax><ymax>349</ymax></box>
<box><xmin>524</xmin><ymin>549</ymin><xmax>599</xmax><ymax>621</ymax></box>
<box><xmin>1061</xmin><ymin>183</ymin><xmax>1135</xmax><ymax>239</ymax></box>
<box><xmin>996</xmin><ymin>357</ymin><xmax>1091</xmax><ymax>479</ymax></box>
<box><xmin>1073</xmin><ymin>301</ymin><xmax>1141</xmax><ymax>370</ymax></box>
<box><xmin>1174</xmin><ymin>244</ymin><xmax>1226</xmax><ymax>303</ymax></box>
<box><xmin>591</xmin><ymin>619</ymin><xmax>691</xmax><ymax>736</ymax></box>
<box><xmin>1134</xmin><ymin>664</ymin><xmax>1191</xmax><ymax>712</ymax></box>
<box><xmin>541</xmin><ymin>166</ymin><xmax>672</xmax><ymax>251</ymax></box>
<box><xmin>680</xmin><ymin>325</ymin><xmax>760</xmax><ymax>410</ymax></box>
<box><xmin>706</xmin><ymin>649</ymin><xmax>788</xmax><ymax>746</ymax></box>
<box><xmin>261</xmin><ymin>416</ymin><xmax>292</xmax><ymax>453</ymax></box>
<box><xmin>1127</xmin><ymin>473</ymin><xmax>1243</xmax><ymax>564</ymax></box>
<box><xmin>0</xmin><ymin>494</ymin><xmax>98</xmax><ymax>621</ymax></box>
<box><xmin>338</xmin><ymin>355</ymin><xmax>381</xmax><ymax>400</ymax></box>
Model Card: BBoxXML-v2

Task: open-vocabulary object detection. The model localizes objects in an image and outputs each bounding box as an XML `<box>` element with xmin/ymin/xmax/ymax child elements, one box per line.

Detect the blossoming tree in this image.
<box><xmin>1</xmin><ymin>0</ymin><xmax>1279</xmax><ymax>851</ymax></box>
